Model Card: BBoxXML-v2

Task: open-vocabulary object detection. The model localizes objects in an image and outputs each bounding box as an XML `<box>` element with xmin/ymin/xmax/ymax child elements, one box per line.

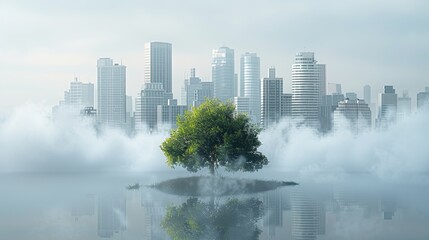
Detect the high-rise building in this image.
<box><xmin>157</xmin><ymin>99</ymin><xmax>187</xmax><ymax>129</ymax></box>
<box><xmin>417</xmin><ymin>87</ymin><xmax>429</xmax><ymax>111</ymax></box>
<box><xmin>234</xmin><ymin>73</ymin><xmax>238</xmax><ymax>97</ymax></box>
<box><xmin>135</xmin><ymin>83</ymin><xmax>172</xmax><ymax>132</ymax></box>
<box><xmin>320</xmin><ymin>94</ymin><xmax>345</xmax><ymax>133</ymax></box>
<box><xmin>144</xmin><ymin>42</ymin><xmax>172</xmax><ymax>93</ymax></box>
<box><xmin>281</xmin><ymin>94</ymin><xmax>292</xmax><ymax>118</ymax></box>
<box><xmin>97</xmin><ymin>58</ymin><xmax>126</xmax><ymax>128</ymax></box>
<box><xmin>291</xmin><ymin>52</ymin><xmax>326</xmax><ymax>128</ymax></box>
<box><xmin>363</xmin><ymin>85</ymin><xmax>371</xmax><ymax>104</ymax></box>
<box><xmin>182</xmin><ymin>68</ymin><xmax>214</xmax><ymax>109</ymax></box>
<box><xmin>53</xmin><ymin>78</ymin><xmax>94</xmax><ymax>118</ymax></box>
<box><xmin>193</xmin><ymin>82</ymin><xmax>214</xmax><ymax>108</ymax></box>
<box><xmin>397</xmin><ymin>91</ymin><xmax>411</xmax><ymax>121</ymax></box>
<box><xmin>333</xmin><ymin>98</ymin><xmax>372</xmax><ymax>134</ymax></box>
<box><xmin>240</xmin><ymin>52</ymin><xmax>261</xmax><ymax>124</ymax></box>
<box><xmin>125</xmin><ymin>95</ymin><xmax>135</xmax><ymax>135</ymax></box>
<box><xmin>212</xmin><ymin>47</ymin><xmax>234</xmax><ymax>102</ymax></box>
<box><xmin>261</xmin><ymin>67</ymin><xmax>284</xmax><ymax>128</ymax></box>
<box><xmin>234</xmin><ymin>97</ymin><xmax>250</xmax><ymax>116</ymax></box>
<box><xmin>377</xmin><ymin>85</ymin><xmax>397</xmax><ymax>129</ymax></box>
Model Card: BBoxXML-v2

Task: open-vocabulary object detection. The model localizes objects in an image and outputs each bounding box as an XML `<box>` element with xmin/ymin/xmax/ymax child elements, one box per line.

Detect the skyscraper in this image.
<box><xmin>377</xmin><ymin>85</ymin><xmax>397</xmax><ymax>129</ymax></box>
<box><xmin>320</xmin><ymin>94</ymin><xmax>345</xmax><ymax>133</ymax></box>
<box><xmin>212</xmin><ymin>47</ymin><xmax>234</xmax><ymax>102</ymax></box>
<box><xmin>97</xmin><ymin>58</ymin><xmax>126</xmax><ymax>128</ymax></box>
<box><xmin>363</xmin><ymin>85</ymin><xmax>371</xmax><ymax>104</ymax></box>
<box><xmin>240</xmin><ymin>52</ymin><xmax>261</xmax><ymax>124</ymax></box>
<box><xmin>144</xmin><ymin>42</ymin><xmax>172</xmax><ymax>93</ymax></box>
<box><xmin>397</xmin><ymin>91</ymin><xmax>411</xmax><ymax>121</ymax></box>
<box><xmin>52</xmin><ymin>78</ymin><xmax>94</xmax><ymax>118</ymax></box>
<box><xmin>157</xmin><ymin>99</ymin><xmax>187</xmax><ymax>129</ymax></box>
<box><xmin>333</xmin><ymin>98</ymin><xmax>372</xmax><ymax>134</ymax></box>
<box><xmin>417</xmin><ymin>87</ymin><xmax>429</xmax><ymax>111</ymax></box>
<box><xmin>135</xmin><ymin>83</ymin><xmax>172</xmax><ymax>132</ymax></box>
<box><xmin>291</xmin><ymin>52</ymin><xmax>326</xmax><ymax>128</ymax></box>
<box><xmin>182</xmin><ymin>68</ymin><xmax>214</xmax><ymax>109</ymax></box>
<box><xmin>261</xmin><ymin>67</ymin><xmax>283</xmax><ymax>128</ymax></box>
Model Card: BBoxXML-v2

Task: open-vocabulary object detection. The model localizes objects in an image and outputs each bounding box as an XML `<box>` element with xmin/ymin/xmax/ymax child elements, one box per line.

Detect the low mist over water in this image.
<box><xmin>1</xmin><ymin>103</ymin><xmax>428</xmax><ymax>183</ymax></box>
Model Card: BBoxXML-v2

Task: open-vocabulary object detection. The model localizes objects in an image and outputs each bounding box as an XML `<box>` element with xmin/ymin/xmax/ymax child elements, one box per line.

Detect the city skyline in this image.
<box><xmin>1</xmin><ymin>0</ymin><xmax>428</xmax><ymax>111</ymax></box>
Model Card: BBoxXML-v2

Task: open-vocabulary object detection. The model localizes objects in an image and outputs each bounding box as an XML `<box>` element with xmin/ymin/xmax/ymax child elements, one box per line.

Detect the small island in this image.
<box><xmin>152</xmin><ymin>176</ymin><xmax>297</xmax><ymax>196</ymax></box>
<box><xmin>155</xmin><ymin>99</ymin><xmax>297</xmax><ymax>196</ymax></box>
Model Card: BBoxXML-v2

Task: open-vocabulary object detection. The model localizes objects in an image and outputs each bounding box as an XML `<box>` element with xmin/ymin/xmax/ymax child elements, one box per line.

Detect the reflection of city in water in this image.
<box><xmin>2</xmin><ymin>175</ymin><xmax>429</xmax><ymax>239</ymax></box>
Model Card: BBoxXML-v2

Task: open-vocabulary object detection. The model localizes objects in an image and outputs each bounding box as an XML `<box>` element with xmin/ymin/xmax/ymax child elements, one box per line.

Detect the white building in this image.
<box><xmin>240</xmin><ymin>52</ymin><xmax>261</xmax><ymax>124</ymax></box>
<box><xmin>53</xmin><ymin>78</ymin><xmax>94</xmax><ymax>118</ymax></box>
<box><xmin>212</xmin><ymin>47</ymin><xmax>235</xmax><ymax>102</ymax></box>
<box><xmin>333</xmin><ymin>98</ymin><xmax>371</xmax><ymax>134</ymax></box>
<box><xmin>377</xmin><ymin>85</ymin><xmax>397</xmax><ymax>129</ymax></box>
<box><xmin>97</xmin><ymin>58</ymin><xmax>126</xmax><ymax>128</ymax></box>
<box><xmin>291</xmin><ymin>52</ymin><xmax>326</xmax><ymax>129</ymax></box>
<box><xmin>144</xmin><ymin>42</ymin><xmax>172</xmax><ymax>93</ymax></box>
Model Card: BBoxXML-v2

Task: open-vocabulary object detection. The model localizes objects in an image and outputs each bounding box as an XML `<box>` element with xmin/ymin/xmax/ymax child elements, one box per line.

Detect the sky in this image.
<box><xmin>1</xmin><ymin>0</ymin><xmax>428</xmax><ymax>111</ymax></box>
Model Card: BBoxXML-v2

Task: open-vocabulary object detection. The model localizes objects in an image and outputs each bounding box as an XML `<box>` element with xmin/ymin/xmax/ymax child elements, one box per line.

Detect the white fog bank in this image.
<box><xmin>1</xmin><ymin>104</ymin><xmax>428</xmax><ymax>182</ymax></box>
<box><xmin>260</xmin><ymin>111</ymin><xmax>429</xmax><ymax>182</ymax></box>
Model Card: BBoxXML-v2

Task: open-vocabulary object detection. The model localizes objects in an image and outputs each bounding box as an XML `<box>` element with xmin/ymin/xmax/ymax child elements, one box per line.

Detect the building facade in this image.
<box><xmin>157</xmin><ymin>99</ymin><xmax>187</xmax><ymax>129</ymax></box>
<box><xmin>291</xmin><ymin>52</ymin><xmax>326</xmax><ymax>129</ymax></box>
<box><xmin>261</xmin><ymin>67</ymin><xmax>284</xmax><ymax>128</ymax></box>
<box><xmin>333</xmin><ymin>98</ymin><xmax>371</xmax><ymax>134</ymax></box>
<box><xmin>97</xmin><ymin>58</ymin><xmax>126</xmax><ymax>128</ymax></box>
<box><xmin>212</xmin><ymin>47</ymin><xmax>235</xmax><ymax>102</ymax></box>
<box><xmin>417</xmin><ymin>87</ymin><xmax>429</xmax><ymax>111</ymax></box>
<box><xmin>182</xmin><ymin>68</ymin><xmax>214</xmax><ymax>109</ymax></box>
<box><xmin>397</xmin><ymin>91</ymin><xmax>411</xmax><ymax>121</ymax></box>
<box><xmin>135</xmin><ymin>83</ymin><xmax>172</xmax><ymax>132</ymax></box>
<box><xmin>240</xmin><ymin>52</ymin><xmax>261</xmax><ymax>124</ymax></box>
<box><xmin>144</xmin><ymin>42</ymin><xmax>172</xmax><ymax>93</ymax></box>
<box><xmin>377</xmin><ymin>85</ymin><xmax>397</xmax><ymax>129</ymax></box>
<box><xmin>53</xmin><ymin>78</ymin><xmax>94</xmax><ymax>118</ymax></box>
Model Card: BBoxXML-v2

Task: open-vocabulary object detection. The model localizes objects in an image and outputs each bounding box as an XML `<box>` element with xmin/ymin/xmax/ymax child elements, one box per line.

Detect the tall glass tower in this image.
<box><xmin>291</xmin><ymin>52</ymin><xmax>326</xmax><ymax>128</ymax></box>
<box><xmin>212</xmin><ymin>47</ymin><xmax>235</xmax><ymax>102</ymax></box>
<box><xmin>240</xmin><ymin>52</ymin><xmax>260</xmax><ymax>124</ymax></box>
<box><xmin>144</xmin><ymin>42</ymin><xmax>172</xmax><ymax>93</ymax></box>
<box><xmin>97</xmin><ymin>58</ymin><xmax>126</xmax><ymax>128</ymax></box>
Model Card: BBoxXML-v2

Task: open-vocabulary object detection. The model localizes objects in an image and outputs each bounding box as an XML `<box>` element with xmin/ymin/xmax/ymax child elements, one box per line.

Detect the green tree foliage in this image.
<box><xmin>162</xmin><ymin>197</ymin><xmax>263</xmax><ymax>240</ymax></box>
<box><xmin>160</xmin><ymin>99</ymin><xmax>268</xmax><ymax>175</ymax></box>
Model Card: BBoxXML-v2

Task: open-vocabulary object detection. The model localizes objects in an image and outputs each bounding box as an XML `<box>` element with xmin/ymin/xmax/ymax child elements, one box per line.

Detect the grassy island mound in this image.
<box><xmin>151</xmin><ymin>176</ymin><xmax>298</xmax><ymax>196</ymax></box>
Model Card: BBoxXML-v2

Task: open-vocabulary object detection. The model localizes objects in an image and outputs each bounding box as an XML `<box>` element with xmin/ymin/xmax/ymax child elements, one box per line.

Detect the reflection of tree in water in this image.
<box><xmin>162</xmin><ymin>198</ymin><xmax>264</xmax><ymax>240</ymax></box>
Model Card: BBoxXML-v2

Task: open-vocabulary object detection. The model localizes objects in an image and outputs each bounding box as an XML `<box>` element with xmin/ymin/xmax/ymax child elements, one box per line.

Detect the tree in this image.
<box><xmin>160</xmin><ymin>99</ymin><xmax>268</xmax><ymax>175</ymax></box>
<box><xmin>162</xmin><ymin>197</ymin><xmax>263</xmax><ymax>240</ymax></box>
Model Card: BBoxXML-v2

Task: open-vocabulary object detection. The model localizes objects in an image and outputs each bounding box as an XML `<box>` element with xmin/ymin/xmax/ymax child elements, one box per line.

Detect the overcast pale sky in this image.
<box><xmin>1</xmin><ymin>0</ymin><xmax>428</xmax><ymax>111</ymax></box>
